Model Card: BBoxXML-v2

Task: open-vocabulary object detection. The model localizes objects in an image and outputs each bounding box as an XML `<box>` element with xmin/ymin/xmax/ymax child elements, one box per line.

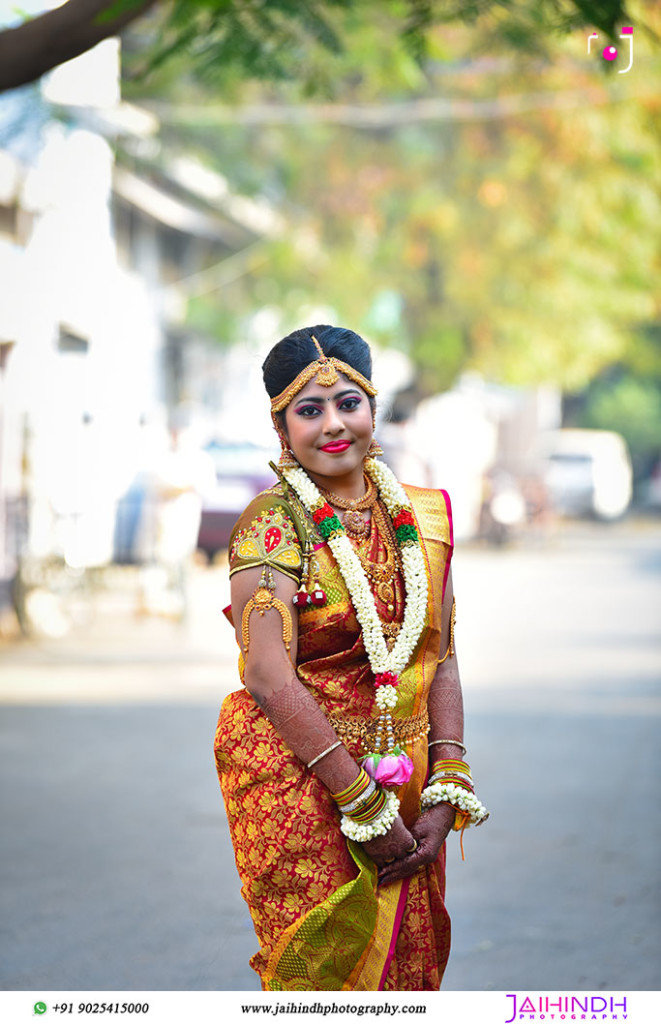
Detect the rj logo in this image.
<box><xmin>588</xmin><ymin>27</ymin><xmax>633</xmax><ymax>73</ymax></box>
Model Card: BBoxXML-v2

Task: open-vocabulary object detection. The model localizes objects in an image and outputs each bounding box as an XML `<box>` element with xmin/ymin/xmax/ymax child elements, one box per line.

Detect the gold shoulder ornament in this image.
<box><xmin>241</xmin><ymin>564</ymin><xmax>294</xmax><ymax>663</ymax></box>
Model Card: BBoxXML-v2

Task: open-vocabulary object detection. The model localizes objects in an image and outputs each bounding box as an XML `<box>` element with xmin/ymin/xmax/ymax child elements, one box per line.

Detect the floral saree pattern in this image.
<box><xmin>214</xmin><ymin>482</ymin><xmax>454</xmax><ymax>990</ymax></box>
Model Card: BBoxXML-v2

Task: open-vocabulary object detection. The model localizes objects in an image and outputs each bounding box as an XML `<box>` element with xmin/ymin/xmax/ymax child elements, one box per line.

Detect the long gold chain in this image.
<box><xmin>319</xmin><ymin>481</ymin><xmax>403</xmax><ymax>633</ymax></box>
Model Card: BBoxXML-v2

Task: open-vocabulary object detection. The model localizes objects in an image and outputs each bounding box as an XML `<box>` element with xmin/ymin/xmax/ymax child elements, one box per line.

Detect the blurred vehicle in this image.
<box><xmin>479</xmin><ymin>468</ymin><xmax>527</xmax><ymax>545</ymax></box>
<box><xmin>540</xmin><ymin>429</ymin><xmax>632</xmax><ymax>520</ymax></box>
<box><xmin>196</xmin><ymin>442</ymin><xmax>276</xmax><ymax>561</ymax></box>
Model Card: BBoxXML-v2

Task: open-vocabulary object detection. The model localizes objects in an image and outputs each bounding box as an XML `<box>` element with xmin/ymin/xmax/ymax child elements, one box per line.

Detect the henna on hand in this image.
<box><xmin>376</xmin><ymin>803</ymin><xmax>455</xmax><ymax>886</ymax></box>
<box><xmin>362</xmin><ymin>815</ymin><xmax>416</xmax><ymax>868</ymax></box>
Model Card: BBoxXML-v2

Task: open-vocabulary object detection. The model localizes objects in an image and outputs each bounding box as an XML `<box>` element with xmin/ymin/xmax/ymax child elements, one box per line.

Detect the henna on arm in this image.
<box><xmin>232</xmin><ymin>565</ymin><xmax>361</xmax><ymax>793</ymax></box>
<box><xmin>427</xmin><ymin>570</ymin><xmax>465</xmax><ymax>760</ymax></box>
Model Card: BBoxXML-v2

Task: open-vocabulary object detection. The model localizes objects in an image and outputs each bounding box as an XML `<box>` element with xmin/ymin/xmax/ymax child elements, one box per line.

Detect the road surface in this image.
<box><xmin>1</xmin><ymin>519</ymin><xmax>659</xmax><ymax>991</ymax></box>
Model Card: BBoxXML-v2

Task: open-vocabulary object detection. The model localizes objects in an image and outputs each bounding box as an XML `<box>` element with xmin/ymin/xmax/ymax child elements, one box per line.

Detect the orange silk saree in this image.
<box><xmin>214</xmin><ymin>484</ymin><xmax>454</xmax><ymax>990</ymax></box>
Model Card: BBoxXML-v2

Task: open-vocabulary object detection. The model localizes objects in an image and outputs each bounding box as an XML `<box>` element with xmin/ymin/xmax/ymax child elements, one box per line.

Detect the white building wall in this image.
<box><xmin>1</xmin><ymin>121</ymin><xmax>165</xmax><ymax>573</ymax></box>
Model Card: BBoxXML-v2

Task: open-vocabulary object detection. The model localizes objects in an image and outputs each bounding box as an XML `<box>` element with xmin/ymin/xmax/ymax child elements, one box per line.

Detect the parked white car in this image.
<box><xmin>540</xmin><ymin>429</ymin><xmax>632</xmax><ymax>520</ymax></box>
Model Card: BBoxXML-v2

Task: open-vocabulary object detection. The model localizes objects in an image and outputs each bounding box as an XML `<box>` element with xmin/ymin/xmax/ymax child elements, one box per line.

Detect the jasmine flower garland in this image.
<box><xmin>283</xmin><ymin>458</ymin><xmax>428</xmax><ymax>721</ymax></box>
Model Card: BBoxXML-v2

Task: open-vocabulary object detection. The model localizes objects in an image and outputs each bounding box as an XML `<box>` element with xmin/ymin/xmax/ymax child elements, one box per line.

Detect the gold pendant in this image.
<box><xmin>376</xmin><ymin>579</ymin><xmax>395</xmax><ymax>605</ymax></box>
<box><xmin>343</xmin><ymin>510</ymin><xmax>370</xmax><ymax>538</ymax></box>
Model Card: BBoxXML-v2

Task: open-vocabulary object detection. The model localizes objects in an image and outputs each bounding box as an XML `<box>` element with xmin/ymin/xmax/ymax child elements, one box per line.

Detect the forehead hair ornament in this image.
<box><xmin>270</xmin><ymin>334</ymin><xmax>378</xmax><ymax>414</ymax></box>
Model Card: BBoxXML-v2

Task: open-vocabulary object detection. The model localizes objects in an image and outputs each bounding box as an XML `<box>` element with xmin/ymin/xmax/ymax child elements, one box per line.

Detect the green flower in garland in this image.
<box><xmin>312</xmin><ymin>502</ymin><xmax>344</xmax><ymax>540</ymax></box>
<box><xmin>395</xmin><ymin>523</ymin><xmax>419</xmax><ymax>546</ymax></box>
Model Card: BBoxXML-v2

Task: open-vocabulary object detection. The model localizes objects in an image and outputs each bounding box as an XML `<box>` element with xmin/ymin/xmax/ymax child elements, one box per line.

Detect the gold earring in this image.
<box><xmin>278</xmin><ymin>445</ymin><xmax>299</xmax><ymax>469</ymax></box>
<box><xmin>274</xmin><ymin>421</ymin><xmax>298</xmax><ymax>468</ymax></box>
<box><xmin>367</xmin><ymin>438</ymin><xmax>384</xmax><ymax>457</ymax></box>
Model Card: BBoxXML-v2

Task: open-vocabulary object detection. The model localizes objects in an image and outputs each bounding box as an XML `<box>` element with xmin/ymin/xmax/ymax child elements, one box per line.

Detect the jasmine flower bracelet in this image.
<box><xmin>420</xmin><ymin>781</ymin><xmax>489</xmax><ymax>826</ymax></box>
<box><xmin>340</xmin><ymin>789</ymin><xmax>400</xmax><ymax>842</ymax></box>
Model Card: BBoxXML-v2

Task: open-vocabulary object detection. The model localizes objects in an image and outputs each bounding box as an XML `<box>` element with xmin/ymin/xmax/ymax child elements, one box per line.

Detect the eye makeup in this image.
<box><xmin>293</xmin><ymin>389</ymin><xmax>363</xmax><ymax>414</ymax></box>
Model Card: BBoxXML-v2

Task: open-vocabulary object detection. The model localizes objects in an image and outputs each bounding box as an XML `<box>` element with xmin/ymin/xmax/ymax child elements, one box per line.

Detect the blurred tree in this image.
<box><xmin>575</xmin><ymin>369</ymin><xmax>661</xmax><ymax>479</ymax></box>
<box><xmin>3</xmin><ymin>0</ymin><xmax>657</xmax><ymax>433</ymax></box>
<box><xmin>0</xmin><ymin>1</ymin><xmax>157</xmax><ymax>92</ymax></box>
<box><xmin>0</xmin><ymin>0</ymin><xmax>654</xmax><ymax>94</ymax></box>
<box><xmin>141</xmin><ymin>14</ymin><xmax>659</xmax><ymax>395</ymax></box>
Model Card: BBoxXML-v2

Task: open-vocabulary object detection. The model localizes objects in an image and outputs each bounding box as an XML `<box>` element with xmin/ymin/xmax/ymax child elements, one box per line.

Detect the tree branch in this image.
<box><xmin>0</xmin><ymin>0</ymin><xmax>159</xmax><ymax>94</ymax></box>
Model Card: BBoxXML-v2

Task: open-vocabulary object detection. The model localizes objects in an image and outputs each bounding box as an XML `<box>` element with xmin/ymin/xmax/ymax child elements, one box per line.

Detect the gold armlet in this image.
<box><xmin>437</xmin><ymin>596</ymin><xmax>456</xmax><ymax>665</ymax></box>
<box><xmin>240</xmin><ymin>566</ymin><xmax>294</xmax><ymax>659</ymax></box>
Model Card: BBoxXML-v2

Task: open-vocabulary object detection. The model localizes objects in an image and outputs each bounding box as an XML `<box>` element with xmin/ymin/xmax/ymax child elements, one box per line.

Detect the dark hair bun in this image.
<box><xmin>262</xmin><ymin>325</ymin><xmax>373</xmax><ymax>400</ymax></box>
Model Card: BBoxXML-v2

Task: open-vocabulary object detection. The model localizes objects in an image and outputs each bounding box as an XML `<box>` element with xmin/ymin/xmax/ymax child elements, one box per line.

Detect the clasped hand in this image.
<box><xmin>363</xmin><ymin>803</ymin><xmax>456</xmax><ymax>887</ymax></box>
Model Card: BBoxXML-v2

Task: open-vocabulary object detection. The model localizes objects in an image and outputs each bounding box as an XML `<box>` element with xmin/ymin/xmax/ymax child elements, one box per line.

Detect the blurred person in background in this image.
<box><xmin>144</xmin><ymin>425</ymin><xmax>215</xmax><ymax>619</ymax></box>
<box><xmin>213</xmin><ymin>325</ymin><xmax>488</xmax><ymax>991</ymax></box>
<box><xmin>114</xmin><ymin>423</ymin><xmax>215</xmax><ymax>619</ymax></box>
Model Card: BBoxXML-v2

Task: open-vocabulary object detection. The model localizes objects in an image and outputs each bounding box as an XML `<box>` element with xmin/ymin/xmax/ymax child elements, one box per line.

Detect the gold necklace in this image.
<box><xmin>352</xmin><ymin>500</ymin><xmax>404</xmax><ymax>629</ymax></box>
<box><xmin>319</xmin><ymin>474</ymin><xmax>377</xmax><ymax>539</ymax></box>
<box><xmin>352</xmin><ymin>502</ymin><xmax>397</xmax><ymax>584</ymax></box>
<box><xmin>321</xmin><ymin>480</ymin><xmax>402</xmax><ymax>646</ymax></box>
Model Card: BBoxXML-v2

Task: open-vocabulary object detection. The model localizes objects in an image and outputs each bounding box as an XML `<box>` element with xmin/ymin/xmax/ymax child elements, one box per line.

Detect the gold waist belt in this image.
<box><xmin>328</xmin><ymin>709</ymin><xmax>429</xmax><ymax>756</ymax></box>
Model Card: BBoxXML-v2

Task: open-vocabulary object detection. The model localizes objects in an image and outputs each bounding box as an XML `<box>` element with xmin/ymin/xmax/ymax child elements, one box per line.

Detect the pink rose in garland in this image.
<box><xmin>363</xmin><ymin>747</ymin><xmax>414</xmax><ymax>786</ymax></box>
<box><xmin>374</xmin><ymin>671</ymin><xmax>399</xmax><ymax>689</ymax></box>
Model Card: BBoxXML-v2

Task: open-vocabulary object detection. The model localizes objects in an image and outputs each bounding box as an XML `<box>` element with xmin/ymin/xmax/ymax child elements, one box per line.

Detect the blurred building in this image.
<box><xmin>0</xmin><ymin>40</ymin><xmax>276</xmax><ymax>612</ymax></box>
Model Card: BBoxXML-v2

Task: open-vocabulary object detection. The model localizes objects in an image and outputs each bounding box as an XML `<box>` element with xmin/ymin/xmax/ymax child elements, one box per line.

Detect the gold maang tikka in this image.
<box><xmin>269</xmin><ymin>335</ymin><xmax>378</xmax><ymax>414</ymax></box>
<box><xmin>270</xmin><ymin>334</ymin><xmax>380</xmax><ymax>465</ymax></box>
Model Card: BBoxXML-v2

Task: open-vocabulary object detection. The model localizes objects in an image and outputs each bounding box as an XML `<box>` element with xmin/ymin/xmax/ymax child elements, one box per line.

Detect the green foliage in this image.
<box><xmin>137</xmin><ymin>0</ymin><xmax>351</xmax><ymax>89</ymax></box>
<box><xmin>96</xmin><ymin>0</ymin><xmax>153</xmax><ymax>24</ymax></box>
<box><xmin>122</xmin><ymin>0</ymin><xmax>660</xmax><ymax>400</ymax></box>
<box><xmin>125</xmin><ymin>0</ymin><xmax>655</xmax><ymax>95</ymax></box>
<box><xmin>579</xmin><ymin>372</ymin><xmax>661</xmax><ymax>469</ymax></box>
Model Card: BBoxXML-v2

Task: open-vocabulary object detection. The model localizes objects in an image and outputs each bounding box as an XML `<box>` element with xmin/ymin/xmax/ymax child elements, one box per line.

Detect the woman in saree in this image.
<box><xmin>214</xmin><ymin>325</ymin><xmax>488</xmax><ymax>991</ymax></box>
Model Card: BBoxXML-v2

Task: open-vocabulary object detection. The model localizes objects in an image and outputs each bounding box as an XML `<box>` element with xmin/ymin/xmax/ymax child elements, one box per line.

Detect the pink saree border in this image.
<box><xmin>439</xmin><ymin>489</ymin><xmax>454</xmax><ymax>600</ymax></box>
<box><xmin>378</xmin><ymin>878</ymin><xmax>411</xmax><ymax>990</ymax></box>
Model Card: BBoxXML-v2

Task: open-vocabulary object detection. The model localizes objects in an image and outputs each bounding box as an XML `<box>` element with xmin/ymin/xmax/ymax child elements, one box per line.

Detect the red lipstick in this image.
<box><xmin>320</xmin><ymin>440</ymin><xmax>352</xmax><ymax>453</ymax></box>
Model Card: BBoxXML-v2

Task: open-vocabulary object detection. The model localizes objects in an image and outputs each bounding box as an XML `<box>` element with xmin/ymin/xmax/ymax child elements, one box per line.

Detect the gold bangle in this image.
<box><xmin>339</xmin><ymin>779</ymin><xmax>377</xmax><ymax>814</ymax></box>
<box><xmin>428</xmin><ymin>739</ymin><xmax>467</xmax><ymax>755</ymax></box>
<box><xmin>306</xmin><ymin>740</ymin><xmax>342</xmax><ymax>769</ymax></box>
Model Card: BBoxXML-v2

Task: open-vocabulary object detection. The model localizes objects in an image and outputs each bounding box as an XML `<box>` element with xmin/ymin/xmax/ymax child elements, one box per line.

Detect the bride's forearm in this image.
<box><xmin>427</xmin><ymin>569</ymin><xmax>465</xmax><ymax>760</ymax></box>
<box><xmin>427</xmin><ymin>657</ymin><xmax>465</xmax><ymax>760</ymax></box>
<box><xmin>247</xmin><ymin>664</ymin><xmax>362</xmax><ymax>795</ymax></box>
